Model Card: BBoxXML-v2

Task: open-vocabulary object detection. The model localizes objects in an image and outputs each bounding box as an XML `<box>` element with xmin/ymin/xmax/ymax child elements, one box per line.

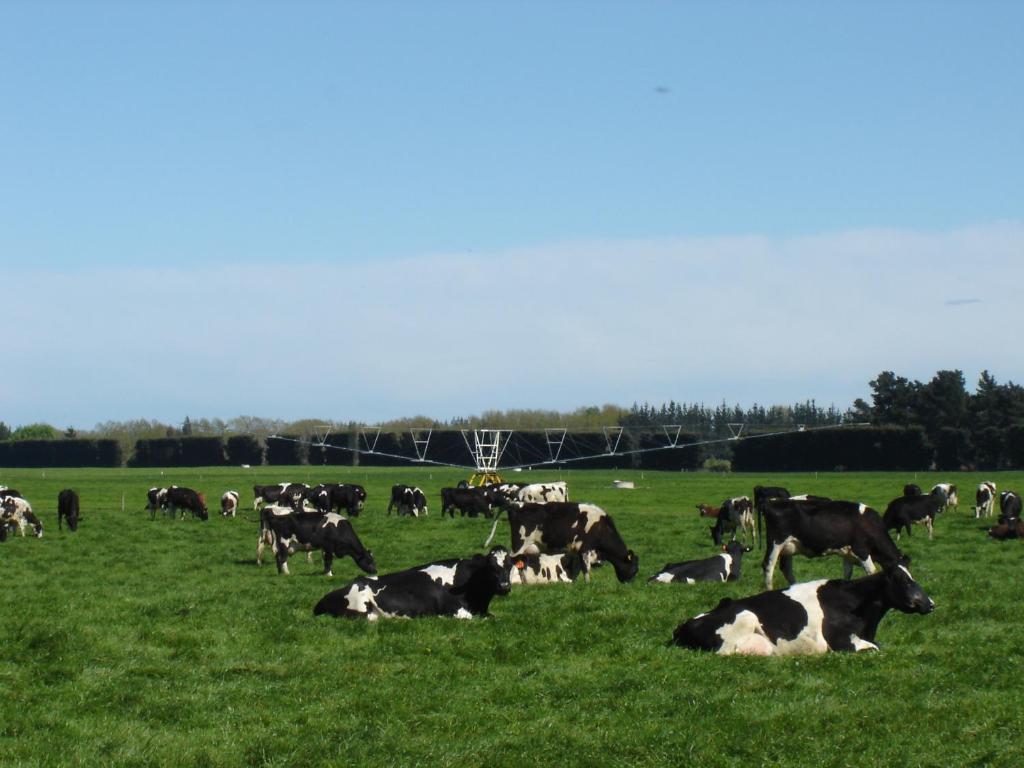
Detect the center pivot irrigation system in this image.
<box><xmin>266</xmin><ymin>422</ymin><xmax>863</xmax><ymax>486</ymax></box>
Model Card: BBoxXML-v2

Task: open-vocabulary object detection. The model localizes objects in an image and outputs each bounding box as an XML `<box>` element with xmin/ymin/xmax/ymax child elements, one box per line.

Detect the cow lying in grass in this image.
<box><xmin>313</xmin><ymin>553</ymin><xmax>511</xmax><ymax>620</ymax></box>
<box><xmin>649</xmin><ymin>541</ymin><xmax>751</xmax><ymax>584</ymax></box>
<box><xmin>671</xmin><ymin>565</ymin><xmax>934</xmax><ymax>655</ymax></box>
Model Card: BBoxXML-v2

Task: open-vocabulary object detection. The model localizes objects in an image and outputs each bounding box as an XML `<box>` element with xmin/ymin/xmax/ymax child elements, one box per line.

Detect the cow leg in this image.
<box><xmin>256</xmin><ymin>534</ymin><xmax>265</xmax><ymax>566</ymax></box>
<box><xmin>842</xmin><ymin>558</ymin><xmax>854</xmax><ymax>580</ymax></box>
<box><xmin>762</xmin><ymin>543</ymin><xmax>784</xmax><ymax>589</ymax></box>
<box><xmin>275</xmin><ymin>545</ymin><xmax>290</xmax><ymax>575</ymax></box>
<box><xmin>323</xmin><ymin>550</ymin><xmax>334</xmax><ymax>577</ymax></box>
<box><xmin>778</xmin><ymin>554</ymin><xmax>796</xmax><ymax>585</ymax></box>
<box><xmin>926</xmin><ymin>517</ymin><xmax>934</xmax><ymax>540</ymax></box>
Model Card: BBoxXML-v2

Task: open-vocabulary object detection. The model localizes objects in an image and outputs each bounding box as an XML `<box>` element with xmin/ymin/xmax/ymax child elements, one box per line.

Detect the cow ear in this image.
<box><xmin>515</xmin><ymin>560</ymin><xmax>525</xmax><ymax>570</ymax></box>
<box><xmin>721</xmin><ymin>544</ymin><xmax>727</xmax><ymax>552</ymax></box>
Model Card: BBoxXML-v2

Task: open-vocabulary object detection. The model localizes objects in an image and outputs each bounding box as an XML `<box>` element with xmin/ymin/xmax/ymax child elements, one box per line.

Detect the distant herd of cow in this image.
<box><xmin>4</xmin><ymin>477</ymin><xmax>1022</xmax><ymax>656</ymax></box>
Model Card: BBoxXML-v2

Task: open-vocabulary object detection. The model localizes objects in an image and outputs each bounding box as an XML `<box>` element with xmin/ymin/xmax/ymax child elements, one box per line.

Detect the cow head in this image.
<box><xmin>355</xmin><ymin>548</ymin><xmax>377</xmax><ymax>575</ymax></box>
<box><xmin>611</xmin><ymin>550</ymin><xmax>640</xmax><ymax>582</ymax></box>
<box><xmin>885</xmin><ymin>565</ymin><xmax>935</xmax><ymax>614</ymax></box>
<box><xmin>722</xmin><ymin>541</ymin><xmax>752</xmax><ymax>556</ymax></box>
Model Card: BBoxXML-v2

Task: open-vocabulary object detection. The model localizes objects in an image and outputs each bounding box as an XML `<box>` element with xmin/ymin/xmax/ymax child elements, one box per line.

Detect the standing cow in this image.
<box><xmin>58</xmin><ymin>489</ymin><xmax>80</xmax><ymax>531</ymax></box>
<box><xmin>221</xmin><ymin>491</ymin><xmax>240</xmax><ymax>517</ymax></box>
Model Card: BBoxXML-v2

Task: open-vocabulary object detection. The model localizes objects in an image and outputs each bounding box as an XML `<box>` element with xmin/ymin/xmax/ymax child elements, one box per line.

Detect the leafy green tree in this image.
<box><xmin>0</xmin><ymin>422</ymin><xmax>10</xmax><ymax>441</ymax></box>
<box><xmin>10</xmin><ymin>423</ymin><xmax>58</xmax><ymax>440</ymax></box>
<box><xmin>869</xmin><ymin>371</ymin><xmax>921</xmax><ymax>426</ymax></box>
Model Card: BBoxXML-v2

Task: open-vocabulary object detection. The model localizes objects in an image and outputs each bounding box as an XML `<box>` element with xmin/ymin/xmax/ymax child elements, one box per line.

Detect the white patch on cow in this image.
<box><xmin>579</xmin><ymin>504</ymin><xmax>606</xmax><ymax>533</ymax></box>
<box><xmin>323</xmin><ymin>513</ymin><xmax>345</xmax><ymax>528</ymax></box>
<box><xmin>858</xmin><ymin>503</ymin><xmax>867</xmax><ymax>515</ymax></box>
<box><xmin>653</xmin><ymin>572</ymin><xmax>674</xmax><ymax>584</ymax></box>
<box><xmin>453</xmin><ymin>607</ymin><xmax>474</xmax><ymax>620</ymax></box>
<box><xmin>344</xmin><ymin>583</ymin><xmax>378</xmax><ymax>614</ymax></box>
<box><xmin>773</xmin><ymin>580</ymin><xmax>830</xmax><ymax>656</ymax></box>
<box><xmin>514</xmin><ymin>525</ymin><xmax>544</xmax><ymax>555</ymax></box>
<box><xmin>850</xmin><ymin>635</ymin><xmax>879</xmax><ymax>652</ymax></box>
<box><xmin>715</xmin><ymin>610</ymin><xmax>775</xmax><ymax>656</ymax></box>
<box><xmin>421</xmin><ymin>564</ymin><xmax>458</xmax><ymax>586</ymax></box>
<box><xmin>718</xmin><ymin>553</ymin><xmax>733</xmax><ymax>581</ymax></box>
<box><xmin>281</xmin><ymin>562</ymin><xmax>290</xmax><ymax>575</ymax></box>
<box><xmin>862</xmin><ymin>555</ymin><xmax>876</xmax><ymax>574</ymax></box>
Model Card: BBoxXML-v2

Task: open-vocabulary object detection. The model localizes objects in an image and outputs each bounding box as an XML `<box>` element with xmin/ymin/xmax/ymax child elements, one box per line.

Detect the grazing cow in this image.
<box><xmin>0</xmin><ymin>487</ymin><xmax>22</xmax><ymax>498</ymax></box>
<box><xmin>57</xmin><ymin>489</ymin><xmax>80</xmax><ymax>532</ymax></box>
<box><xmin>974</xmin><ymin>482</ymin><xmax>997</xmax><ymax>519</ymax></box>
<box><xmin>221</xmin><ymin>490</ymin><xmax>240</xmax><ymax>518</ymax></box>
<box><xmin>147</xmin><ymin>487</ymin><xmax>169</xmax><ymax>519</ymax></box>
<box><xmin>387</xmin><ymin>484</ymin><xmax>428</xmax><ymax>517</ymax></box>
<box><xmin>903</xmin><ymin>483</ymin><xmax>923</xmax><ymax>497</ymax></box>
<box><xmin>711</xmin><ymin>496</ymin><xmax>755</xmax><ymax>546</ymax></box>
<box><xmin>163</xmin><ymin>486</ymin><xmax>208</xmax><ymax>520</ymax></box>
<box><xmin>313</xmin><ymin>553</ymin><xmax>511</xmax><ymax>620</ymax></box>
<box><xmin>988</xmin><ymin>517</ymin><xmax>1024</xmax><ymax>540</ymax></box>
<box><xmin>509</xmin><ymin>552</ymin><xmax>586</xmax><ymax>585</ymax></box>
<box><xmin>760</xmin><ymin>499</ymin><xmax>907</xmax><ymax>589</ymax></box>
<box><xmin>516</xmin><ymin>482</ymin><xmax>568</xmax><ymax>504</ymax></box>
<box><xmin>649</xmin><ymin>541</ymin><xmax>752</xmax><ymax>584</ymax></box>
<box><xmin>696</xmin><ymin>503</ymin><xmax>720</xmax><ymax>518</ymax></box>
<box><xmin>930</xmin><ymin>483</ymin><xmax>958</xmax><ymax>513</ymax></box>
<box><xmin>998</xmin><ymin>491</ymin><xmax>1021</xmax><ymax>523</ymax></box>
<box><xmin>256</xmin><ymin>504</ymin><xmax>315</xmax><ymax>566</ymax></box>
<box><xmin>308</xmin><ymin>483</ymin><xmax>367</xmax><ymax>517</ymax></box>
<box><xmin>440</xmin><ymin>487</ymin><xmax>491</xmax><ymax>518</ymax></box>
<box><xmin>1</xmin><ymin>496</ymin><xmax>43</xmax><ymax>538</ymax></box>
<box><xmin>266</xmin><ymin>510</ymin><xmax>376</xmax><ymax>576</ymax></box>
<box><xmin>882</xmin><ymin>494</ymin><xmax>945</xmax><ymax>540</ymax></box>
<box><xmin>487</xmin><ymin>501</ymin><xmax>638</xmax><ymax>583</ymax></box>
<box><xmin>670</xmin><ymin>565</ymin><xmax>934</xmax><ymax>655</ymax></box>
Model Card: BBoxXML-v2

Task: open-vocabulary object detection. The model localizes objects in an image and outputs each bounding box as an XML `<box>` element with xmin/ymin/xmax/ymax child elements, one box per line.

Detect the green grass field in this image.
<box><xmin>1</xmin><ymin>466</ymin><xmax>1022</xmax><ymax>767</ymax></box>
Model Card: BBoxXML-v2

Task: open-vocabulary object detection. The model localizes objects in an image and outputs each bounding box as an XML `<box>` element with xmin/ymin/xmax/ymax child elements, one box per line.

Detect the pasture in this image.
<box><xmin>1</xmin><ymin>466</ymin><xmax>1022</xmax><ymax>767</ymax></box>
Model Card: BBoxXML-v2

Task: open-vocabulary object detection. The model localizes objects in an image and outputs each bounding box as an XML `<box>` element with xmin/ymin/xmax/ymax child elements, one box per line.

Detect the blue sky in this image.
<box><xmin>1</xmin><ymin>2</ymin><xmax>1021</xmax><ymax>428</ymax></box>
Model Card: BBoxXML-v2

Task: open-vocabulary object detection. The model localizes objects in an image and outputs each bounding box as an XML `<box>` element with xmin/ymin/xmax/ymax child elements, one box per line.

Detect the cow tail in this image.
<box><xmin>756</xmin><ymin>504</ymin><xmax>763</xmax><ymax>549</ymax></box>
<box><xmin>483</xmin><ymin>510</ymin><xmax>503</xmax><ymax>548</ymax></box>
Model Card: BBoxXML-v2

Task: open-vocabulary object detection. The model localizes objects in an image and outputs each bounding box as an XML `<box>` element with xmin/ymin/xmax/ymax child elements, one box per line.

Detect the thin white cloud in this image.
<box><xmin>4</xmin><ymin>222</ymin><xmax>1022</xmax><ymax>426</ymax></box>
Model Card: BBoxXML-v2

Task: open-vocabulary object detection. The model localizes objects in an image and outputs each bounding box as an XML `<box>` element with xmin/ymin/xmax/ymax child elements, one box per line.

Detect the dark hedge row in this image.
<box><xmin>0</xmin><ymin>439</ymin><xmax>123</xmax><ymax>468</ymax></box>
<box><xmin>5</xmin><ymin>424</ymin><xmax>1017</xmax><ymax>471</ymax></box>
<box><xmin>731</xmin><ymin>426</ymin><xmax>932</xmax><ymax>471</ymax></box>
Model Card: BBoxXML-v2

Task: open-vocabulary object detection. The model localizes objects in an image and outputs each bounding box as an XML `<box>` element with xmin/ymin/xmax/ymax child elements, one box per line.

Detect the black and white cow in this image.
<box><xmin>670</xmin><ymin>565</ymin><xmax>934</xmax><ymax>655</ymax></box>
<box><xmin>482</xmin><ymin>482</ymin><xmax>524</xmax><ymax>507</ymax></box>
<box><xmin>974</xmin><ymin>482</ymin><xmax>997</xmax><ymax>518</ymax></box>
<box><xmin>253</xmin><ymin>483</ymin><xmax>308</xmax><ymax>511</ymax></box>
<box><xmin>387</xmin><ymin>484</ymin><xmax>428</xmax><ymax>517</ymax></box>
<box><xmin>221</xmin><ymin>490</ymin><xmax>240</xmax><ymax>518</ymax></box>
<box><xmin>649</xmin><ymin>541</ymin><xmax>751</xmax><ymax>584</ymax></box>
<box><xmin>440</xmin><ymin>487</ymin><xmax>491</xmax><ymax>518</ymax></box>
<box><xmin>930</xmin><ymin>483</ymin><xmax>958</xmax><ymax>513</ymax></box>
<box><xmin>147</xmin><ymin>487</ymin><xmax>169</xmax><ymax>519</ymax></box>
<box><xmin>308</xmin><ymin>483</ymin><xmax>367</xmax><ymax>517</ymax></box>
<box><xmin>487</xmin><ymin>501</ymin><xmax>638</xmax><ymax>583</ymax></box>
<box><xmin>57</xmin><ymin>489</ymin><xmax>80</xmax><ymax>532</ymax></box>
<box><xmin>1</xmin><ymin>496</ymin><xmax>43</xmax><ymax>538</ymax></box>
<box><xmin>760</xmin><ymin>499</ymin><xmax>907</xmax><ymax>589</ymax></box>
<box><xmin>266</xmin><ymin>510</ymin><xmax>376</xmax><ymax>577</ymax></box>
<box><xmin>508</xmin><ymin>552</ymin><xmax>586</xmax><ymax>585</ymax></box>
<box><xmin>882</xmin><ymin>493</ymin><xmax>945</xmax><ymax>540</ymax></box>
<box><xmin>516</xmin><ymin>482</ymin><xmax>568</xmax><ymax>504</ymax></box>
<box><xmin>312</xmin><ymin>552</ymin><xmax>511</xmax><ymax>620</ymax></box>
<box><xmin>412</xmin><ymin>546</ymin><xmax>512</xmax><ymax>589</ymax></box>
<box><xmin>998</xmin><ymin>491</ymin><xmax>1021</xmax><ymax>523</ymax></box>
<box><xmin>711</xmin><ymin>496</ymin><xmax>755</xmax><ymax>546</ymax></box>
<box><xmin>163</xmin><ymin>486</ymin><xmax>208</xmax><ymax>520</ymax></box>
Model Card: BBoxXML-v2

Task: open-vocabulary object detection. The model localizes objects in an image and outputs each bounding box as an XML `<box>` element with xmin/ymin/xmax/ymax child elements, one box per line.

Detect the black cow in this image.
<box><xmin>308</xmin><ymin>483</ymin><xmax>367</xmax><ymax>517</ymax></box>
<box><xmin>440</xmin><ymin>487</ymin><xmax>491</xmax><ymax>518</ymax></box>
<box><xmin>163</xmin><ymin>486</ymin><xmax>208</xmax><ymax>520</ymax></box>
<box><xmin>711</xmin><ymin>496</ymin><xmax>755</xmax><ymax>545</ymax></box>
<box><xmin>903</xmin><ymin>483</ymin><xmax>923</xmax><ymax>497</ymax></box>
<box><xmin>146</xmin><ymin>487</ymin><xmax>168</xmax><ymax>519</ymax></box>
<box><xmin>988</xmin><ymin>517</ymin><xmax>1024</xmax><ymax>540</ymax></box>
<box><xmin>266</xmin><ymin>510</ymin><xmax>376</xmax><ymax>576</ymax></box>
<box><xmin>670</xmin><ymin>565</ymin><xmax>934</xmax><ymax>655</ymax></box>
<box><xmin>487</xmin><ymin>501</ymin><xmax>638</xmax><ymax>583</ymax></box>
<box><xmin>999</xmin><ymin>491</ymin><xmax>1022</xmax><ymax>523</ymax></box>
<box><xmin>387</xmin><ymin>484</ymin><xmax>428</xmax><ymax>517</ymax></box>
<box><xmin>760</xmin><ymin>499</ymin><xmax>906</xmax><ymax>589</ymax></box>
<box><xmin>649</xmin><ymin>541</ymin><xmax>751</xmax><ymax>584</ymax></box>
<box><xmin>882</xmin><ymin>494</ymin><xmax>945</xmax><ymax>540</ymax></box>
<box><xmin>753</xmin><ymin>486</ymin><xmax>790</xmax><ymax>545</ymax></box>
<box><xmin>57</xmin><ymin>489</ymin><xmax>80</xmax><ymax>532</ymax></box>
<box><xmin>313</xmin><ymin>552</ymin><xmax>510</xmax><ymax>620</ymax></box>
